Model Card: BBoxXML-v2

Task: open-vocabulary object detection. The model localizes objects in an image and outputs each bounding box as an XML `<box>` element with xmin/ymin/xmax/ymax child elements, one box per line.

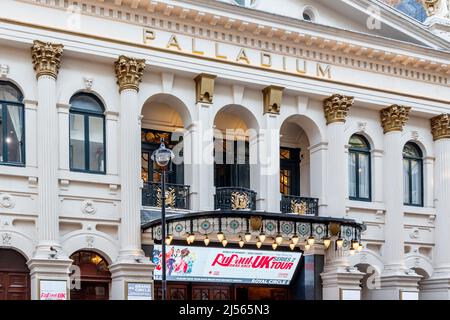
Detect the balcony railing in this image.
<box><xmin>280</xmin><ymin>195</ymin><xmax>319</xmax><ymax>216</ymax></box>
<box><xmin>142</xmin><ymin>182</ymin><xmax>190</xmax><ymax>210</ymax></box>
<box><xmin>214</xmin><ymin>187</ymin><xmax>257</xmax><ymax>211</ymax></box>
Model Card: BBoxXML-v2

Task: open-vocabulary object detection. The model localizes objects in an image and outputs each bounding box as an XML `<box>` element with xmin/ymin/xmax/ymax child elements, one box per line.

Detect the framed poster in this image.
<box><xmin>39</xmin><ymin>280</ymin><xmax>68</xmax><ymax>300</ymax></box>
<box><xmin>125</xmin><ymin>282</ymin><xmax>152</xmax><ymax>300</ymax></box>
<box><xmin>339</xmin><ymin>289</ymin><xmax>361</xmax><ymax>300</ymax></box>
<box><xmin>400</xmin><ymin>291</ymin><xmax>419</xmax><ymax>300</ymax></box>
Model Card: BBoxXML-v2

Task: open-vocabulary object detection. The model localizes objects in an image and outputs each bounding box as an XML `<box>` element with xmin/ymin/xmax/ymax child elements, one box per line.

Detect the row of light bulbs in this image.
<box><xmin>164</xmin><ymin>231</ymin><xmax>363</xmax><ymax>253</ymax></box>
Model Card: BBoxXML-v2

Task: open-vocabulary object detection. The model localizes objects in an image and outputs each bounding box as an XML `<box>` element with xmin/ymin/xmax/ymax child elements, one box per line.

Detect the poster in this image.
<box><xmin>126</xmin><ymin>282</ymin><xmax>152</xmax><ymax>300</ymax></box>
<box><xmin>39</xmin><ymin>280</ymin><xmax>68</xmax><ymax>300</ymax></box>
<box><xmin>340</xmin><ymin>289</ymin><xmax>361</xmax><ymax>300</ymax></box>
<box><xmin>152</xmin><ymin>245</ymin><xmax>302</xmax><ymax>285</ymax></box>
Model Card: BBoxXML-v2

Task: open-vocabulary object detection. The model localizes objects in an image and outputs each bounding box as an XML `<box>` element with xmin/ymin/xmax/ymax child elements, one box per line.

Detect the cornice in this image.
<box><xmin>17</xmin><ymin>0</ymin><xmax>450</xmax><ymax>76</ymax></box>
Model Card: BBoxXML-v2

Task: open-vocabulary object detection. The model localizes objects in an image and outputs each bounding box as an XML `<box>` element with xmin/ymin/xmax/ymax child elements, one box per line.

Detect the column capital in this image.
<box><xmin>31</xmin><ymin>40</ymin><xmax>64</xmax><ymax>79</ymax></box>
<box><xmin>194</xmin><ymin>73</ymin><xmax>216</xmax><ymax>104</ymax></box>
<box><xmin>262</xmin><ymin>85</ymin><xmax>284</xmax><ymax>115</ymax></box>
<box><xmin>380</xmin><ymin>105</ymin><xmax>411</xmax><ymax>134</ymax></box>
<box><xmin>431</xmin><ymin>114</ymin><xmax>450</xmax><ymax>141</ymax></box>
<box><xmin>323</xmin><ymin>94</ymin><xmax>354</xmax><ymax>125</ymax></box>
<box><xmin>114</xmin><ymin>55</ymin><xmax>146</xmax><ymax>93</ymax></box>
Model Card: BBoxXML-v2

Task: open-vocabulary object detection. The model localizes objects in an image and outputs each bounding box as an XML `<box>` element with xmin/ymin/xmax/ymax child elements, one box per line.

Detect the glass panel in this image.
<box><xmin>411</xmin><ymin>160</ymin><xmax>422</xmax><ymax>205</ymax></box>
<box><xmin>358</xmin><ymin>153</ymin><xmax>370</xmax><ymax>199</ymax></box>
<box><xmin>70</xmin><ymin>113</ymin><xmax>86</xmax><ymax>170</ymax></box>
<box><xmin>0</xmin><ymin>105</ymin><xmax>3</xmax><ymax>162</ymax></box>
<box><xmin>141</xmin><ymin>152</ymin><xmax>149</xmax><ymax>183</ymax></box>
<box><xmin>5</xmin><ymin>105</ymin><xmax>24</xmax><ymax>163</ymax></box>
<box><xmin>403</xmin><ymin>143</ymin><xmax>421</xmax><ymax>158</ymax></box>
<box><xmin>88</xmin><ymin>116</ymin><xmax>104</xmax><ymax>172</ymax></box>
<box><xmin>280</xmin><ymin>169</ymin><xmax>291</xmax><ymax>195</ymax></box>
<box><xmin>348</xmin><ymin>152</ymin><xmax>357</xmax><ymax>198</ymax></box>
<box><xmin>70</xmin><ymin>94</ymin><xmax>103</xmax><ymax>113</ymax></box>
<box><xmin>349</xmin><ymin>135</ymin><xmax>369</xmax><ymax>150</ymax></box>
<box><xmin>280</xmin><ymin>149</ymin><xmax>291</xmax><ymax>160</ymax></box>
<box><xmin>403</xmin><ymin>159</ymin><xmax>410</xmax><ymax>204</ymax></box>
<box><xmin>0</xmin><ymin>82</ymin><xmax>22</xmax><ymax>102</ymax></box>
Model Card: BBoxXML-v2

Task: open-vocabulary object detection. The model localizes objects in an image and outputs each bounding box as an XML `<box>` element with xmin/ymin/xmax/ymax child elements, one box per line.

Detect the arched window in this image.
<box><xmin>69</xmin><ymin>93</ymin><xmax>105</xmax><ymax>173</ymax></box>
<box><xmin>0</xmin><ymin>81</ymin><xmax>25</xmax><ymax>165</ymax></box>
<box><xmin>403</xmin><ymin>142</ymin><xmax>423</xmax><ymax>206</ymax></box>
<box><xmin>348</xmin><ymin>134</ymin><xmax>371</xmax><ymax>201</ymax></box>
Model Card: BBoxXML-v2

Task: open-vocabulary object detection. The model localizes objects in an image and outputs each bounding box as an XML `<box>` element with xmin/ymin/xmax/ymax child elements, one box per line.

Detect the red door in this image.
<box><xmin>0</xmin><ymin>249</ymin><xmax>30</xmax><ymax>300</ymax></box>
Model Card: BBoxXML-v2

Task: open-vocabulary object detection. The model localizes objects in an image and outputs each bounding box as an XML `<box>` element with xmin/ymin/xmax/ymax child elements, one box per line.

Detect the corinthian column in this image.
<box><xmin>28</xmin><ymin>40</ymin><xmax>72</xmax><ymax>300</ymax></box>
<box><xmin>421</xmin><ymin>114</ymin><xmax>450</xmax><ymax>300</ymax></box>
<box><xmin>323</xmin><ymin>94</ymin><xmax>354</xmax><ymax>217</ymax></box>
<box><xmin>109</xmin><ymin>55</ymin><xmax>153</xmax><ymax>300</ymax></box>
<box><xmin>372</xmin><ymin>105</ymin><xmax>421</xmax><ymax>300</ymax></box>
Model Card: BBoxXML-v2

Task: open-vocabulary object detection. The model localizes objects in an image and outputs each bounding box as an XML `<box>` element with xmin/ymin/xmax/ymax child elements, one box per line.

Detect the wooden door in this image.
<box><xmin>0</xmin><ymin>249</ymin><xmax>30</xmax><ymax>300</ymax></box>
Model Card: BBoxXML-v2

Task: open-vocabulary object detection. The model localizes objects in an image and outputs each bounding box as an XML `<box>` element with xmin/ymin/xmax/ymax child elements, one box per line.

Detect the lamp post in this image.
<box><xmin>151</xmin><ymin>140</ymin><xmax>174</xmax><ymax>301</ymax></box>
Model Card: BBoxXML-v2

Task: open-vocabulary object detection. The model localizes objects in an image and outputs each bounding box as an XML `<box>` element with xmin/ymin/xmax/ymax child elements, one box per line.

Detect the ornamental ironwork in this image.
<box><xmin>215</xmin><ymin>187</ymin><xmax>257</xmax><ymax>211</ymax></box>
<box><xmin>142</xmin><ymin>182</ymin><xmax>190</xmax><ymax>210</ymax></box>
<box><xmin>281</xmin><ymin>195</ymin><xmax>319</xmax><ymax>216</ymax></box>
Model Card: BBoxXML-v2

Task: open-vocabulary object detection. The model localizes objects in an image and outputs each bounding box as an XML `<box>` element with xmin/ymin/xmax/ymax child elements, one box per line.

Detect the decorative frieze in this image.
<box><xmin>262</xmin><ymin>85</ymin><xmax>284</xmax><ymax>115</ymax></box>
<box><xmin>114</xmin><ymin>55</ymin><xmax>146</xmax><ymax>92</ymax></box>
<box><xmin>323</xmin><ymin>94</ymin><xmax>354</xmax><ymax>124</ymax></box>
<box><xmin>31</xmin><ymin>40</ymin><xmax>64</xmax><ymax>79</ymax></box>
<box><xmin>380</xmin><ymin>105</ymin><xmax>411</xmax><ymax>134</ymax></box>
<box><xmin>431</xmin><ymin>114</ymin><xmax>450</xmax><ymax>141</ymax></box>
<box><xmin>194</xmin><ymin>73</ymin><xmax>216</xmax><ymax>104</ymax></box>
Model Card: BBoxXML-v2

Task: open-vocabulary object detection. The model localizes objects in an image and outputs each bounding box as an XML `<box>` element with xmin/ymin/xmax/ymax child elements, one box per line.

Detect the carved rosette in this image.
<box><xmin>31</xmin><ymin>40</ymin><xmax>64</xmax><ymax>79</ymax></box>
<box><xmin>380</xmin><ymin>105</ymin><xmax>411</xmax><ymax>134</ymax></box>
<box><xmin>431</xmin><ymin>114</ymin><xmax>450</xmax><ymax>141</ymax></box>
<box><xmin>323</xmin><ymin>94</ymin><xmax>354</xmax><ymax>124</ymax></box>
<box><xmin>114</xmin><ymin>55</ymin><xmax>146</xmax><ymax>92</ymax></box>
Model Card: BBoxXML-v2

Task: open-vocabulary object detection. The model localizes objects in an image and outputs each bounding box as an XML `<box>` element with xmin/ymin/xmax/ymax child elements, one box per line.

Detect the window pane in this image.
<box><xmin>411</xmin><ymin>160</ymin><xmax>422</xmax><ymax>205</ymax></box>
<box><xmin>70</xmin><ymin>113</ymin><xmax>85</xmax><ymax>170</ymax></box>
<box><xmin>348</xmin><ymin>152</ymin><xmax>357</xmax><ymax>198</ymax></box>
<box><xmin>403</xmin><ymin>143</ymin><xmax>421</xmax><ymax>158</ymax></box>
<box><xmin>349</xmin><ymin>135</ymin><xmax>368</xmax><ymax>150</ymax></box>
<box><xmin>403</xmin><ymin>159</ymin><xmax>410</xmax><ymax>204</ymax></box>
<box><xmin>88</xmin><ymin>116</ymin><xmax>105</xmax><ymax>172</ymax></box>
<box><xmin>70</xmin><ymin>94</ymin><xmax>103</xmax><ymax>113</ymax></box>
<box><xmin>358</xmin><ymin>153</ymin><xmax>370</xmax><ymax>199</ymax></box>
<box><xmin>5</xmin><ymin>105</ymin><xmax>24</xmax><ymax>163</ymax></box>
<box><xmin>0</xmin><ymin>105</ymin><xmax>3</xmax><ymax>162</ymax></box>
<box><xmin>0</xmin><ymin>82</ymin><xmax>22</xmax><ymax>102</ymax></box>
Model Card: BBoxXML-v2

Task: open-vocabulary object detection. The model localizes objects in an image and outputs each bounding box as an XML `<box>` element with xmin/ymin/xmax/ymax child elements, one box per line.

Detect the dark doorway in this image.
<box><xmin>0</xmin><ymin>249</ymin><xmax>30</xmax><ymax>300</ymax></box>
<box><xmin>280</xmin><ymin>147</ymin><xmax>301</xmax><ymax>196</ymax></box>
<box><xmin>70</xmin><ymin>251</ymin><xmax>111</xmax><ymax>300</ymax></box>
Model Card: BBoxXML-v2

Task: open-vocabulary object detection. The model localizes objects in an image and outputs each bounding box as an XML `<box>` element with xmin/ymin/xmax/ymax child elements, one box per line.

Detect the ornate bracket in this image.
<box><xmin>262</xmin><ymin>85</ymin><xmax>284</xmax><ymax>115</ymax></box>
<box><xmin>194</xmin><ymin>73</ymin><xmax>216</xmax><ymax>104</ymax></box>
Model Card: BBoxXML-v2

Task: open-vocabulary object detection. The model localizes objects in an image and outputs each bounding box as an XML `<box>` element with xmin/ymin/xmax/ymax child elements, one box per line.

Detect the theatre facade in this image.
<box><xmin>1</xmin><ymin>0</ymin><xmax>450</xmax><ymax>300</ymax></box>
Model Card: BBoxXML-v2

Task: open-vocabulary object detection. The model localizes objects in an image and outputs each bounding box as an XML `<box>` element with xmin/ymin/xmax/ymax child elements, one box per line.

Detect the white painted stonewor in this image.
<box><xmin>118</xmin><ymin>88</ymin><xmax>145</xmax><ymax>258</ymax></box>
<box><xmin>325</xmin><ymin>122</ymin><xmax>347</xmax><ymax>217</ymax></box>
<box><xmin>382</xmin><ymin>131</ymin><xmax>405</xmax><ymax>271</ymax></box>
<box><xmin>35</xmin><ymin>74</ymin><xmax>61</xmax><ymax>254</ymax></box>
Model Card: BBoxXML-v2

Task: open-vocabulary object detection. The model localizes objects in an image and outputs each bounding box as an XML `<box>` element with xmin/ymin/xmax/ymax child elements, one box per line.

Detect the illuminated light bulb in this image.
<box><xmin>204</xmin><ymin>235</ymin><xmax>210</xmax><ymax>246</ymax></box>
<box><xmin>305</xmin><ymin>243</ymin><xmax>311</xmax><ymax>251</ymax></box>
<box><xmin>336</xmin><ymin>238</ymin><xmax>344</xmax><ymax>249</ymax></box>
<box><xmin>222</xmin><ymin>238</ymin><xmax>228</xmax><ymax>247</ymax></box>
<box><xmin>256</xmin><ymin>240</ymin><xmax>262</xmax><ymax>249</ymax></box>
<box><xmin>217</xmin><ymin>232</ymin><xmax>225</xmax><ymax>242</ymax></box>
<box><xmin>289</xmin><ymin>242</ymin><xmax>296</xmax><ymax>251</ymax></box>
<box><xmin>186</xmin><ymin>234</ymin><xmax>191</xmax><ymax>244</ymax></box>
<box><xmin>349</xmin><ymin>248</ymin><xmax>356</xmax><ymax>256</ymax></box>
<box><xmin>165</xmin><ymin>236</ymin><xmax>172</xmax><ymax>246</ymax></box>
<box><xmin>244</xmin><ymin>232</ymin><xmax>252</xmax><ymax>242</ymax></box>
<box><xmin>259</xmin><ymin>232</ymin><xmax>266</xmax><ymax>243</ymax></box>
<box><xmin>352</xmin><ymin>240</ymin><xmax>359</xmax><ymax>250</ymax></box>
<box><xmin>239</xmin><ymin>237</ymin><xmax>245</xmax><ymax>248</ymax></box>
<box><xmin>272</xmin><ymin>242</ymin><xmax>278</xmax><ymax>250</ymax></box>
<box><xmin>323</xmin><ymin>237</ymin><xmax>331</xmax><ymax>249</ymax></box>
<box><xmin>357</xmin><ymin>243</ymin><xmax>363</xmax><ymax>252</ymax></box>
<box><xmin>189</xmin><ymin>233</ymin><xmax>196</xmax><ymax>243</ymax></box>
<box><xmin>307</xmin><ymin>236</ymin><xmax>315</xmax><ymax>246</ymax></box>
<box><xmin>275</xmin><ymin>234</ymin><xmax>283</xmax><ymax>245</ymax></box>
<box><xmin>292</xmin><ymin>235</ymin><xmax>299</xmax><ymax>245</ymax></box>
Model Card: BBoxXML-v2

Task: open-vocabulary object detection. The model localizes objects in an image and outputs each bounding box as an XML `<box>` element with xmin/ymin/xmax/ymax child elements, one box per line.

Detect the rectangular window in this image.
<box><xmin>69</xmin><ymin>113</ymin><xmax>86</xmax><ymax>171</ymax></box>
<box><xmin>411</xmin><ymin>160</ymin><xmax>422</xmax><ymax>205</ymax></box>
<box><xmin>358</xmin><ymin>153</ymin><xmax>370</xmax><ymax>199</ymax></box>
<box><xmin>0</xmin><ymin>105</ymin><xmax>3</xmax><ymax>162</ymax></box>
<box><xmin>6</xmin><ymin>104</ymin><xmax>24</xmax><ymax>163</ymax></box>
<box><xmin>88</xmin><ymin>116</ymin><xmax>105</xmax><ymax>172</ymax></box>
<box><xmin>348</xmin><ymin>152</ymin><xmax>357</xmax><ymax>198</ymax></box>
<box><xmin>403</xmin><ymin>159</ymin><xmax>410</xmax><ymax>204</ymax></box>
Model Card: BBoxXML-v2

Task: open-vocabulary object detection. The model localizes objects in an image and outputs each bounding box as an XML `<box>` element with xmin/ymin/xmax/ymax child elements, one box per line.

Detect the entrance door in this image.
<box><xmin>0</xmin><ymin>249</ymin><xmax>30</xmax><ymax>300</ymax></box>
<box><xmin>70</xmin><ymin>251</ymin><xmax>111</xmax><ymax>300</ymax></box>
<box><xmin>192</xmin><ymin>284</ymin><xmax>231</xmax><ymax>300</ymax></box>
<box><xmin>280</xmin><ymin>148</ymin><xmax>301</xmax><ymax>196</ymax></box>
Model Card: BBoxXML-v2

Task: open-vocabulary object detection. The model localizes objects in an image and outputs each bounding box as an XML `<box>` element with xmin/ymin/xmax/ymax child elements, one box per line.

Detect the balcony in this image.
<box><xmin>142</xmin><ymin>182</ymin><xmax>190</xmax><ymax>210</ymax></box>
<box><xmin>214</xmin><ymin>187</ymin><xmax>257</xmax><ymax>211</ymax></box>
<box><xmin>280</xmin><ymin>195</ymin><xmax>319</xmax><ymax>216</ymax></box>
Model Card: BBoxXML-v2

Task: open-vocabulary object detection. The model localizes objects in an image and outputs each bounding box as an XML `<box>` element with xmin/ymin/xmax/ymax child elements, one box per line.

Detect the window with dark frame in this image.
<box><xmin>348</xmin><ymin>134</ymin><xmax>371</xmax><ymax>202</ymax></box>
<box><xmin>69</xmin><ymin>93</ymin><xmax>106</xmax><ymax>174</ymax></box>
<box><xmin>403</xmin><ymin>142</ymin><xmax>423</xmax><ymax>207</ymax></box>
<box><xmin>0</xmin><ymin>81</ymin><xmax>25</xmax><ymax>166</ymax></box>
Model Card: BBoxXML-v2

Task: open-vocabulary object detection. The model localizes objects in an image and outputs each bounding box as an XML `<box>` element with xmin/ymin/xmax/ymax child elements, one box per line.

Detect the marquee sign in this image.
<box><xmin>152</xmin><ymin>245</ymin><xmax>302</xmax><ymax>285</ymax></box>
